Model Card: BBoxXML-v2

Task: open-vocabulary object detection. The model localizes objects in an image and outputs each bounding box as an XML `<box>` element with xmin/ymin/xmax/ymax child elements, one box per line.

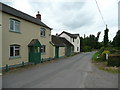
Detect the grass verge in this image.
<box><xmin>92</xmin><ymin>52</ymin><xmax>120</xmax><ymax>73</ymax></box>
<box><xmin>93</xmin><ymin>62</ymin><xmax>120</xmax><ymax>73</ymax></box>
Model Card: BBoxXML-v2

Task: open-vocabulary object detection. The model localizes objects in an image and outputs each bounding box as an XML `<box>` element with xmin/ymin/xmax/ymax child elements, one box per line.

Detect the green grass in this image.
<box><xmin>92</xmin><ymin>52</ymin><xmax>101</xmax><ymax>62</ymax></box>
<box><xmin>98</xmin><ymin>65</ymin><xmax>120</xmax><ymax>73</ymax></box>
<box><xmin>92</xmin><ymin>52</ymin><xmax>120</xmax><ymax>73</ymax></box>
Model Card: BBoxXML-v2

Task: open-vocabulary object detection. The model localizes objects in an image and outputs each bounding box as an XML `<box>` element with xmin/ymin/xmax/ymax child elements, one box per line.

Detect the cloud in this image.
<box><xmin>0</xmin><ymin>0</ymin><xmax>119</xmax><ymax>41</ymax></box>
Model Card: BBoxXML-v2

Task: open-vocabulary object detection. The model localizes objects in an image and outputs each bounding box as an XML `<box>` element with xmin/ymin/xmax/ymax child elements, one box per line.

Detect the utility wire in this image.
<box><xmin>94</xmin><ymin>0</ymin><xmax>106</xmax><ymax>26</ymax></box>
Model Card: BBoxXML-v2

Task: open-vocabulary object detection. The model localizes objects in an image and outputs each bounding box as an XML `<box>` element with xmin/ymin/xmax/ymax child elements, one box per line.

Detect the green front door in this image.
<box><xmin>28</xmin><ymin>39</ymin><xmax>41</xmax><ymax>64</ymax></box>
<box><xmin>55</xmin><ymin>46</ymin><xmax>59</xmax><ymax>59</ymax></box>
<box><xmin>67</xmin><ymin>47</ymin><xmax>71</xmax><ymax>56</ymax></box>
<box><xmin>29</xmin><ymin>46</ymin><xmax>41</xmax><ymax>64</ymax></box>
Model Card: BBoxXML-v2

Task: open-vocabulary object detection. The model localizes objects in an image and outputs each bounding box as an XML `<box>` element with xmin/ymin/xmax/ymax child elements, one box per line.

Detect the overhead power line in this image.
<box><xmin>94</xmin><ymin>0</ymin><xmax>106</xmax><ymax>26</ymax></box>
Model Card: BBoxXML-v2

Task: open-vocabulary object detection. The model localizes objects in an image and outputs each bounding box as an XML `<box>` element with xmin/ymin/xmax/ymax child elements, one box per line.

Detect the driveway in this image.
<box><xmin>2</xmin><ymin>52</ymin><xmax>118</xmax><ymax>88</ymax></box>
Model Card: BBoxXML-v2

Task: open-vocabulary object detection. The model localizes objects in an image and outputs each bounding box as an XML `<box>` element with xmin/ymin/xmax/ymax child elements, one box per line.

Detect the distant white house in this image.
<box><xmin>59</xmin><ymin>31</ymin><xmax>80</xmax><ymax>52</ymax></box>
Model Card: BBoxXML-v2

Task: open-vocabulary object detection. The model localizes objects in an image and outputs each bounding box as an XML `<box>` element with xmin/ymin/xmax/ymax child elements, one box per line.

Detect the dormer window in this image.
<box><xmin>40</xmin><ymin>28</ymin><xmax>46</xmax><ymax>37</ymax></box>
<box><xmin>9</xmin><ymin>18</ymin><xmax>20</xmax><ymax>32</ymax></box>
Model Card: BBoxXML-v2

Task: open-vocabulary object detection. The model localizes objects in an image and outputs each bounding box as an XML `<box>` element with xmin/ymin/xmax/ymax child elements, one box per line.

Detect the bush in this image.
<box><xmin>105</xmin><ymin>47</ymin><xmax>116</xmax><ymax>54</ymax></box>
<box><xmin>92</xmin><ymin>52</ymin><xmax>103</xmax><ymax>62</ymax></box>
<box><xmin>101</xmin><ymin>50</ymin><xmax>110</xmax><ymax>61</ymax></box>
<box><xmin>102</xmin><ymin>50</ymin><xmax>110</xmax><ymax>56</ymax></box>
<box><xmin>114</xmin><ymin>47</ymin><xmax>120</xmax><ymax>50</ymax></box>
<box><xmin>108</xmin><ymin>55</ymin><xmax>120</xmax><ymax>67</ymax></box>
<box><xmin>83</xmin><ymin>46</ymin><xmax>91</xmax><ymax>52</ymax></box>
<box><xmin>99</xmin><ymin>47</ymin><xmax>105</xmax><ymax>54</ymax></box>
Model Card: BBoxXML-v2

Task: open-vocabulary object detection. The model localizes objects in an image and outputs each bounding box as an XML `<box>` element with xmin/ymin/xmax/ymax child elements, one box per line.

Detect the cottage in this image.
<box><xmin>0</xmin><ymin>3</ymin><xmax>52</xmax><ymax>68</ymax></box>
<box><xmin>59</xmin><ymin>31</ymin><xmax>80</xmax><ymax>52</ymax></box>
<box><xmin>59</xmin><ymin>37</ymin><xmax>74</xmax><ymax>56</ymax></box>
<box><xmin>50</xmin><ymin>35</ymin><xmax>65</xmax><ymax>59</ymax></box>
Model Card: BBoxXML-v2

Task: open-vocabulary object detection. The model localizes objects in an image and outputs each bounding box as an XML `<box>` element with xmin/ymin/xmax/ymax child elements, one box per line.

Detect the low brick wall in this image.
<box><xmin>108</xmin><ymin>54</ymin><xmax>120</xmax><ymax>67</ymax></box>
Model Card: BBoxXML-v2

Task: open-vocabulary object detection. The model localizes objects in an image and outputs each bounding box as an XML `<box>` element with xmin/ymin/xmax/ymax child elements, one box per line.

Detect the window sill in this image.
<box><xmin>9</xmin><ymin>30</ymin><xmax>21</xmax><ymax>34</ymax></box>
<box><xmin>41</xmin><ymin>53</ymin><xmax>46</xmax><ymax>55</ymax></box>
<box><xmin>9</xmin><ymin>56</ymin><xmax>21</xmax><ymax>60</ymax></box>
<box><xmin>41</xmin><ymin>36</ymin><xmax>46</xmax><ymax>38</ymax></box>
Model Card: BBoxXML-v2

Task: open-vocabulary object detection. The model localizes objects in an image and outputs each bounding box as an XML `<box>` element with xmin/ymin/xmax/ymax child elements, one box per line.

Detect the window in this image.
<box><xmin>77</xmin><ymin>47</ymin><xmax>79</xmax><ymax>51</ymax></box>
<box><xmin>41</xmin><ymin>45</ymin><xmax>46</xmax><ymax>53</ymax></box>
<box><xmin>77</xmin><ymin>39</ymin><xmax>79</xmax><ymax>44</ymax></box>
<box><xmin>10</xmin><ymin>45</ymin><xmax>20</xmax><ymax>58</ymax></box>
<box><xmin>34</xmin><ymin>47</ymin><xmax>40</xmax><ymax>53</ymax></box>
<box><xmin>73</xmin><ymin>38</ymin><xmax>74</xmax><ymax>42</ymax></box>
<box><xmin>9</xmin><ymin>19</ymin><xmax>20</xmax><ymax>32</ymax></box>
<box><xmin>40</xmin><ymin>28</ymin><xmax>46</xmax><ymax>37</ymax></box>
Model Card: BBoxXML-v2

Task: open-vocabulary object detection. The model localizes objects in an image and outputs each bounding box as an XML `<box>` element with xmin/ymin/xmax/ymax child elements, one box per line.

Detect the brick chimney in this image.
<box><xmin>56</xmin><ymin>33</ymin><xmax>58</xmax><ymax>36</ymax></box>
<box><xmin>36</xmin><ymin>11</ymin><xmax>41</xmax><ymax>20</ymax></box>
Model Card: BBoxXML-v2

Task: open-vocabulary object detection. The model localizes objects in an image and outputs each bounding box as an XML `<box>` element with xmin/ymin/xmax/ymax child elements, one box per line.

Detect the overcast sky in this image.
<box><xmin>0</xmin><ymin>0</ymin><xmax>119</xmax><ymax>42</ymax></box>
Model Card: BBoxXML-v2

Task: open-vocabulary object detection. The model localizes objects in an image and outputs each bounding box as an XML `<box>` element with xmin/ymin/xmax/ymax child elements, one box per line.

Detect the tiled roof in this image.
<box><xmin>59</xmin><ymin>37</ymin><xmax>74</xmax><ymax>47</ymax></box>
<box><xmin>59</xmin><ymin>31</ymin><xmax>79</xmax><ymax>38</ymax></box>
<box><xmin>0</xmin><ymin>2</ymin><xmax>52</xmax><ymax>30</ymax></box>
<box><xmin>51</xmin><ymin>35</ymin><xmax>65</xmax><ymax>47</ymax></box>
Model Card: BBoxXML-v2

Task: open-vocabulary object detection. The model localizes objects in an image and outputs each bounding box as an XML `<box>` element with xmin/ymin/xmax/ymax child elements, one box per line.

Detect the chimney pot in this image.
<box><xmin>56</xmin><ymin>33</ymin><xmax>58</xmax><ymax>36</ymax></box>
<box><xmin>36</xmin><ymin>11</ymin><xmax>41</xmax><ymax>20</ymax></box>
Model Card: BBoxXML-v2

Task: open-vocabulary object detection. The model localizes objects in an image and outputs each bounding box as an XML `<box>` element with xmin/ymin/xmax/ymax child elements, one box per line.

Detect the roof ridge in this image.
<box><xmin>1</xmin><ymin>2</ymin><xmax>52</xmax><ymax>30</ymax></box>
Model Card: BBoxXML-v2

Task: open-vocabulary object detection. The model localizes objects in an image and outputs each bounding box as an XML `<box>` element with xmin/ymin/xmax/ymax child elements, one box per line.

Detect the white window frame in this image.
<box><xmin>9</xmin><ymin>45</ymin><xmax>20</xmax><ymax>58</ymax></box>
<box><xmin>41</xmin><ymin>45</ymin><xmax>46</xmax><ymax>53</ymax></box>
<box><xmin>40</xmin><ymin>28</ymin><xmax>46</xmax><ymax>37</ymax></box>
<box><xmin>9</xmin><ymin>19</ymin><xmax>20</xmax><ymax>32</ymax></box>
<box><xmin>77</xmin><ymin>47</ymin><xmax>79</xmax><ymax>51</ymax></box>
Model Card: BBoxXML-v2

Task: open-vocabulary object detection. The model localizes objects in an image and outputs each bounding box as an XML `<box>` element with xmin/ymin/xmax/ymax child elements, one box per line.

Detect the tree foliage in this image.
<box><xmin>103</xmin><ymin>26</ymin><xmax>109</xmax><ymax>47</ymax></box>
<box><xmin>80</xmin><ymin>32</ymin><xmax>102</xmax><ymax>52</ymax></box>
<box><xmin>112</xmin><ymin>30</ymin><xmax>120</xmax><ymax>47</ymax></box>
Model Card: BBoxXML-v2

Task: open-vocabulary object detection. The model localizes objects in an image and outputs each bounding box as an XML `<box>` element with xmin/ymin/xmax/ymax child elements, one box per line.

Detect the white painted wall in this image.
<box><xmin>60</xmin><ymin>33</ymin><xmax>80</xmax><ymax>52</ymax></box>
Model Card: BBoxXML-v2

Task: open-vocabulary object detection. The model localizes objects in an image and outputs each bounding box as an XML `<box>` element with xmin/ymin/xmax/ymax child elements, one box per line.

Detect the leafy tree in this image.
<box><xmin>96</xmin><ymin>32</ymin><xmax>101</xmax><ymax>41</ymax></box>
<box><xmin>103</xmin><ymin>25</ymin><xmax>109</xmax><ymax>47</ymax></box>
<box><xmin>80</xmin><ymin>32</ymin><xmax>101</xmax><ymax>52</ymax></box>
<box><xmin>112</xmin><ymin>30</ymin><xmax>120</xmax><ymax>47</ymax></box>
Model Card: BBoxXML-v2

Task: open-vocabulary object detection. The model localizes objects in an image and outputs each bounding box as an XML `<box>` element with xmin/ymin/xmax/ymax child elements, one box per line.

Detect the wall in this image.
<box><xmin>60</xmin><ymin>33</ymin><xmax>80</xmax><ymax>52</ymax></box>
<box><xmin>0</xmin><ymin>11</ymin><xmax>2</xmax><ymax>68</ymax></box>
<box><xmin>49</xmin><ymin>43</ymin><xmax>55</xmax><ymax>58</ymax></box>
<box><xmin>60</xmin><ymin>33</ymin><xmax>71</xmax><ymax>42</ymax></box>
<box><xmin>74</xmin><ymin>36</ymin><xmax>80</xmax><ymax>52</ymax></box>
<box><xmin>2</xmin><ymin>12</ymin><xmax>51</xmax><ymax>67</ymax></box>
<box><xmin>59</xmin><ymin>47</ymin><xmax>65</xmax><ymax>57</ymax></box>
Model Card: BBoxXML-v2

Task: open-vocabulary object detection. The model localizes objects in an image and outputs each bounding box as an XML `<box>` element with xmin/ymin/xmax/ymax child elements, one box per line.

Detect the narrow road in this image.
<box><xmin>2</xmin><ymin>52</ymin><xmax>118</xmax><ymax>88</ymax></box>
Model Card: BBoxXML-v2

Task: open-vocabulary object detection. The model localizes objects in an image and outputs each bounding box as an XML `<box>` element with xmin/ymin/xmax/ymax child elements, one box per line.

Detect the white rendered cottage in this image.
<box><xmin>59</xmin><ymin>31</ymin><xmax>80</xmax><ymax>52</ymax></box>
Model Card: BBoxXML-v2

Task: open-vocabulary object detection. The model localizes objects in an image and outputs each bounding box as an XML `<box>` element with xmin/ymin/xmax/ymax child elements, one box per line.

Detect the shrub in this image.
<box><xmin>105</xmin><ymin>47</ymin><xmax>116</xmax><ymax>54</ymax></box>
<box><xmin>102</xmin><ymin>50</ymin><xmax>110</xmax><ymax>56</ymax></box>
<box><xmin>83</xmin><ymin>46</ymin><xmax>91</xmax><ymax>52</ymax></box>
<box><xmin>108</xmin><ymin>55</ymin><xmax>120</xmax><ymax>67</ymax></box>
<box><xmin>99</xmin><ymin>47</ymin><xmax>105</xmax><ymax>54</ymax></box>
<box><xmin>92</xmin><ymin>52</ymin><xmax>103</xmax><ymax>62</ymax></box>
<box><xmin>101</xmin><ymin>50</ymin><xmax>110</xmax><ymax>61</ymax></box>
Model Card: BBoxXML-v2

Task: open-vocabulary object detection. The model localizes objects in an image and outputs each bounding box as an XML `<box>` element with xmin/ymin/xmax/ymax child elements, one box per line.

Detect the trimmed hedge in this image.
<box><xmin>108</xmin><ymin>54</ymin><xmax>120</xmax><ymax>67</ymax></box>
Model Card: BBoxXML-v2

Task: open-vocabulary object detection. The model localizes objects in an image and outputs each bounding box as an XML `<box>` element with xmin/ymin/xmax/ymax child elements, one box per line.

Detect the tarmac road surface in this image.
<box><xmin>2</xmin><ymin>52</ymin><xmax>118</xmax><ymax>88</ymax></box>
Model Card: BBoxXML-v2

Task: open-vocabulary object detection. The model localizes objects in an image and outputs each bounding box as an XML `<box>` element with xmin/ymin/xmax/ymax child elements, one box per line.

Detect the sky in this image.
<box><xmin>0</xmin><ymin>0</ymin><xmax>119</xmax><ymax>42</ymax></box>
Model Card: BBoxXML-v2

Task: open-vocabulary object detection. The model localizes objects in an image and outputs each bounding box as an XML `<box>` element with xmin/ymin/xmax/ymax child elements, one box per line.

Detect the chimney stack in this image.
<box><xmin>36</xmin><ymin>11</ymin><xmax>41</xmax><ymax>20</ymax></box>
<box><xmin>56</xmin><ymin>33</ymin><xmax>58</xmax><ymax>36</ymax></box>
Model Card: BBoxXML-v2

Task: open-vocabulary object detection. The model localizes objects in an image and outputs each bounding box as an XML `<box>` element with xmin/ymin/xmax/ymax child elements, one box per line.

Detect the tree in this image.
<box><xmin>103</xmin><ymin>25</ymin><xmax>109</xmax><ymax>47</ymax></box>
<box><xmin>112</xmin><ymin>30</ymin><xmax>120</xmax><ymax>47</ymax></box>
<box><xmin>96</xmin><ymin>32</ymin><xmax>101</xmax><ymax>41</ymax></box>
<box><xmin>80</xmin><ymin>32</ymin><xmax>102</xmax><ymax>52</ymax></box>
